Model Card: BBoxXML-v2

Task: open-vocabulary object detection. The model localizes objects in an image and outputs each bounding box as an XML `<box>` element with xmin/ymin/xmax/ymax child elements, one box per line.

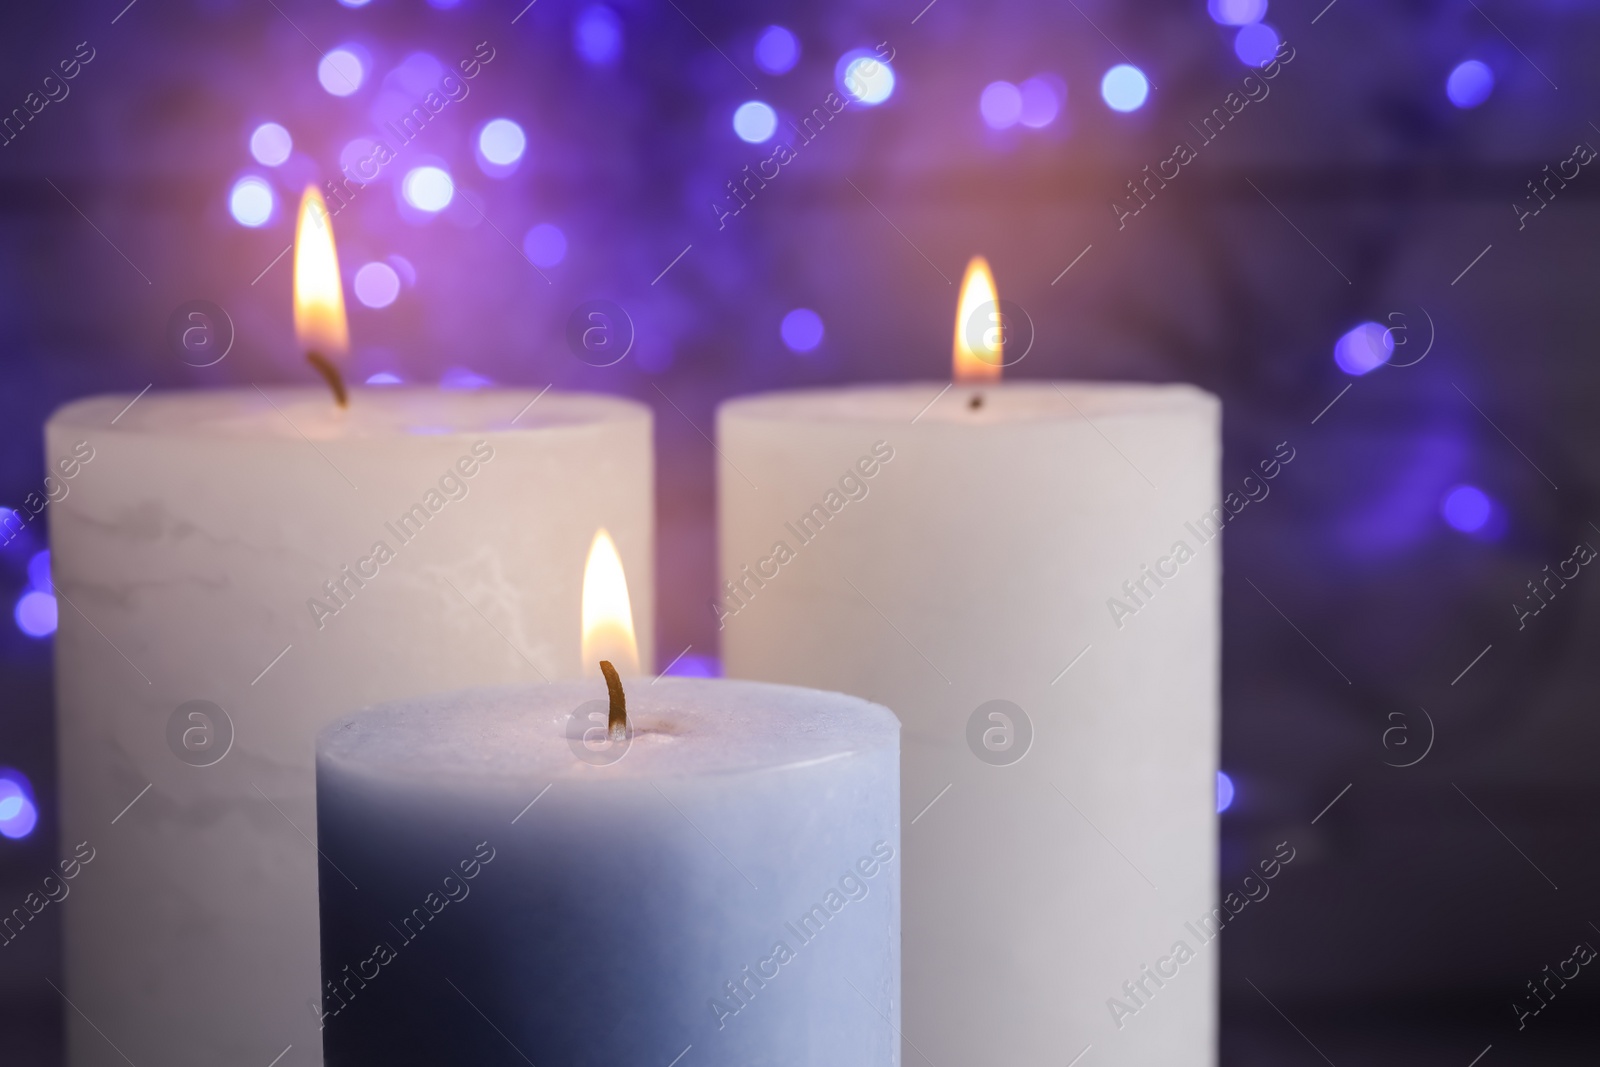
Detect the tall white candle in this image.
<box><xmin>718</xmin><ymin>379</ymin><xmax>1220</xmax><ymax>1066</ymax></box>
<box><xmin>45</xmin><ymin>386</ymin><xmax>653</xmax><ymax>1067</ymax></box>
<box><xmin>314</xmin><ymin>677</ymin><xmax>901</xmax><ymax>1066</ymax></box>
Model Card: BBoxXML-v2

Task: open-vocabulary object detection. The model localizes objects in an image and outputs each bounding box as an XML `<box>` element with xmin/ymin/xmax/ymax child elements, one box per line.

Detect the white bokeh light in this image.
<box><xmin>402</xmin><ymin>166</ymin><xmax>454</xmax><ymax>212</ymax></box>
<box><xmin>478</xmin><ymin>118</ymin><xmax>528</xmax><ymax>167</ymax></box>
<box><xmin>354</xmin><ymin>262</ymin><xmax>401</xmax><ymax>308</ymax></box>
<box><xmin>318</xmin><ymin>48</ymin><xmax>366</xmax><ymax>96</ymax></box>
<box><xmin>1100</xmin><ymin>64</ymin><xmax>1150</xmax><ymax>112</ymax></box>
<box><xmin>249</xmin><ymin>122</ymin><xmax>292</xmax><ymax>166</ymax></box>
<box><xmin>228</xmin><ymin>176</ymin><xmax>274</xmax><ymax>227</ymax></box>
<box><xmin>837</xmin><ymin>50</ymin><xmax>895</xmax><ymax>106</ymax></box>
<box><xmin>733</xmin><ymin>101</ymin><xmax>778</xmax><ymax>143</ymax></box>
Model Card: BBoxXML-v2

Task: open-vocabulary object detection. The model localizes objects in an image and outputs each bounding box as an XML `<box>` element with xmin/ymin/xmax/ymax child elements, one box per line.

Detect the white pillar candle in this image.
<box><xmin>45</xmin><ymin>386</ymin><xmax>653</xmax><ymax>1067</ymax></box>
<box><xmin>314</xmin><ymin>677</ymin><xmax>901</xmax><ymax>1066</ymax></box>
<box><xmin>718</xmin><ymin>379</ymin><xmax>1220</xmax><ymax>1066</ymax></box>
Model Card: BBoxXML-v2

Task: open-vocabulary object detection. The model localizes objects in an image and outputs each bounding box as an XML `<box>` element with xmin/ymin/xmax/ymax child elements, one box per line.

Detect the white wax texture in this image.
<box><xmin>719</xmin><ymin>381</ymin><xmax>1221</xmax><ymax>1067</ymax></box>
<box><xmin>315</xmin><ymin>679</ymin><xmax>901</xmax><ymax>1066</ymax></box>
<box><xmin>45</xmin><ymin>387</ymin><xmax>653</xmax><ymax>1067</ymax></box>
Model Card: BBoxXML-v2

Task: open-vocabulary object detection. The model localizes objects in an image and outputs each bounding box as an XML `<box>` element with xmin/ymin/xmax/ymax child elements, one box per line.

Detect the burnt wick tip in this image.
<box><xmin>307</xmin><ymin>351</ymin><xmax>349</xmax><ymax>409</ymax></box>
<box><xmin>599</xmin><ymin>660</ymin><xmax>627</xmax><ymax>739</ymax></box>
<box><xmin>968</xmin><ymin>392</ymin><xmax>984</xmax><ymax>410</ymax></box>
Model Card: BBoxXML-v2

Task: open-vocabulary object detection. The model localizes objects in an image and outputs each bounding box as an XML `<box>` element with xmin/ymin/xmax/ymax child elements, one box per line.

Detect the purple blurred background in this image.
<box><xmin>3</xmin><ymin>0</ymin><xmax>1599</xmax><ymax>1061</ymax></box>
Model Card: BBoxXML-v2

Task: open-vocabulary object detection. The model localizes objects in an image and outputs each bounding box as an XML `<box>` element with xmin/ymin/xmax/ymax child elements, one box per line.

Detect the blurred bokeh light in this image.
<box><xmin>1100</xmin><ymin>64</ymin><xmax>1149</xmax><ymax>112</ymax></box>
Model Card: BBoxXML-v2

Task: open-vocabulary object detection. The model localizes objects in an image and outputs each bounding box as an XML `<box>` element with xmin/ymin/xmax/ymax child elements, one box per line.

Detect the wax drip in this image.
<box><xmin>600</xmin><ymin>660</ymin><xmax>627</xmax><ymax>740</ymax></box>
<box><xmin>307</xmin><ymin>351</ymin><xmax>349</xmax><ymax>408</ymax></box>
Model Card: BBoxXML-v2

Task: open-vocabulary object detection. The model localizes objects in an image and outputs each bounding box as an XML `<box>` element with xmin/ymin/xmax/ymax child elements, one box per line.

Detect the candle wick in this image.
<box><xmin>599</xmin><ymin>660</ymin><xmax>627</xmax><ymax>740</ymax></box>
<box><xmin>968</xmin><ymin>392</ymin><xmax>984</xmax><ymax>410</ymax></box>
<box><xmin>307</xmin><ymin>351</ymin><xmax>349</xmax><ymax>409</ymax></box>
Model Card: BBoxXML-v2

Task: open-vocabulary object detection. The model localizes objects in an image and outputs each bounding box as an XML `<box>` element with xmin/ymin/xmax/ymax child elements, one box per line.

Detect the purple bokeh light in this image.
<box><xmin>1018</xmin><ymin>77</ymin><xmax>1061</xmax><ymax>128</ymax></box>
<box><xmin>523</xmin><ymin>223</ymin><xmax>568</xmax><ymax>267</ymax></box>
<box><xmin>754</xmin><ymin>26</ymin><xmax>799</xmax><ymax>75</ymax></box>
<box><xmin>1447</xmin><ymin>60</ymin><xmax>1494</xmax><ymax>109</ymax></box>
<box><xmin>781</xmin><ymin>308</ymin><xmax>825</xmax><ymax>352</ymax></box>
<box><xmin>980</xmin><ymin>81</ymin><xmax>1023</xmax><ymax>130</ymax></box>
<box><xmin>575</xmin><ymin>5</ymin><xmax>623</xmax><ymax>67</ymax></box>
<box><xmin>1234</xmin><ymin>23</ymin><xmax>1280</xmax><ymax>67</ymax></box>
<box><xmin>15</xmin><ymin>591</ymin><xmax>57</xmax><ymax>638</ymax></box>
<box><xmin>1208</xmin><ymin>0</ymin><xmax>1266</xmax><ymax>26</ymax></box>
<box><xmin>1441</xmin><ymin>485</ymin><xmax>1492</xmax><ymax>533</ymax></box>
<box><xmin>0</xmin><ymin>770</ymin><xmax>37</xmax><ymax>840</ymax></box>
<box><xmin>1334</xmin><ymin>321</ymin><xmax>1394</xmax><ymax>376</ymax></box>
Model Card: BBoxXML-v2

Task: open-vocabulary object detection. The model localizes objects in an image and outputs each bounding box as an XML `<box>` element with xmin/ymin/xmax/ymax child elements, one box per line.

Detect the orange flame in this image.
<box><xmin>581</xmin><ymin>529</ymin><xmax>639</xmax><ymax>676</ymax></box>
<box><xmin>293</xmin><ymin>186</ymin><xmax>348</xmax><ymax>357</ymax></box>
<box><xmin>953</xmin><ymin>255</ymin><xmax>1003</xmax><ymax>383</ymax></box>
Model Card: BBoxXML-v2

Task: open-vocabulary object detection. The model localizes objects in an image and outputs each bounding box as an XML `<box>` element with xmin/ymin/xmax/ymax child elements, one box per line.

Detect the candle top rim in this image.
<box><xmin>318</xmin><ymin>679</ymin><xmax>899</xmax><ymax>784</ymax></box>
<box><xmin>719</xmin><ymin>380</ymin><xmax>1217</xmax><ymax>425</ymax></box>
<box><xmin>48</xmin><ymin>387</ymin><xmax>650</xmax><ymax>438</ymax></box>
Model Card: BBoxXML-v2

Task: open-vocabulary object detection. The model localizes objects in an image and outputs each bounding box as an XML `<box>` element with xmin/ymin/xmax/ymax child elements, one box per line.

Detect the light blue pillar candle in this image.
<box><xmin>315</xmin><ymin>678</ymin><xmax>900</xmax><ymax>1066</ymax></box>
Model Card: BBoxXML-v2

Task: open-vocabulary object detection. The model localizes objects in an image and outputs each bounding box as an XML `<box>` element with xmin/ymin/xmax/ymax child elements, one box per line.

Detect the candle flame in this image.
<box><xmin>581</xmin><ymin>529</ymin><xmax>639</xmax><ymax>677</ymax></box>
<box><xmin>953</xmin><ymin>255</ymin><xmax>1002</xmax><ymax>383</ymax></box>
<box><xmin>293</xmin><ymin>185</ymin><xmax>349</xmax><ymax>358</ymax></box>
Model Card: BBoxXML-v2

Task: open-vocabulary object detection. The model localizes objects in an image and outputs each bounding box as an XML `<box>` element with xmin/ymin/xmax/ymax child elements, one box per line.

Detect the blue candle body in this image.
<box><xmin>315</xmin><ymin>678</ymin><xmax>900</xmax><ymax>1066</ymax></box>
